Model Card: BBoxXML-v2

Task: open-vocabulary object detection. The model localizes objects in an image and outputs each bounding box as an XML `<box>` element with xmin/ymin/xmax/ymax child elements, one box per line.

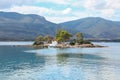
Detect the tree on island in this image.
<box><xmin>76</xmin><ymin>32</ymin><xmax>91</xmax><ymax>44</ymax></box>
<box><xmin>33</xmin><ymin>29</ymin><xmax>91</xmax><ymax>46</ymax></box>
<box><xmin>76</xmin><ymin>32</ymin><xmax>84</xmax><ymax>44</ymax></box>
<box><xmin>44</xmin><ymin>36</ymin><xmax>54</xmax><ymax>43</ymax></box>
<box><xmin>56</xmin><ymin>29</ymin><xmax>72</xmax><ymax>43</ymax></box>
<box><xmin>33</xmin><ymin>35</ymin><xmax>44</xmax><ymax>45</ymax></box>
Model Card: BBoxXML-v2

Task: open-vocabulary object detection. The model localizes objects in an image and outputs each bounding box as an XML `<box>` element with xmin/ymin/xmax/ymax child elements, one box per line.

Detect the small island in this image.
<box><xmin>33</xmin><ymin>29</ymin><xmax>105</xmax><ymax>48</ymax></box>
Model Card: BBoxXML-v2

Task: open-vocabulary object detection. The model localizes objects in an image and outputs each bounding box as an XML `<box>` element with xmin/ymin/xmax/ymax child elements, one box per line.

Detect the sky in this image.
<box><xmin>0</xmin><ymin>0</ymin><xmax>120</xmax><ymax>23</ymax></box>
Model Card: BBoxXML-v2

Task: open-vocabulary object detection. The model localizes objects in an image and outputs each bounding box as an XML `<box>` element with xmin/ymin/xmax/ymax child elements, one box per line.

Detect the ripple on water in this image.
<box><xmin>0</xmin><ymin>43</ymin><xmax>120</xmax><ymax>80</ymax></box>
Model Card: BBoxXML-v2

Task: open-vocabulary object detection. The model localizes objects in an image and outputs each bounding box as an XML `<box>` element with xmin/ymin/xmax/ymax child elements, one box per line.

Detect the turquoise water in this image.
<box><xmin>0</xmin><ymin>42</ymin><xmax>120</xmax><ymax>80</ymax></box>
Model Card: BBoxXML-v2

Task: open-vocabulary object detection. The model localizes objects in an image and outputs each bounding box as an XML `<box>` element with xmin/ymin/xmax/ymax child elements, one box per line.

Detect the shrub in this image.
<box><xmin>33</xmin><ymin>41</ymin><xmax>44</xmax><ymax>45</ymax></box>
<box><xmin>82</xmin><ymin>40</ymin><xmax>91</xmax><ymax>44</ymax></box>
<box><xmin>69</xmin><ymin>39</ymin><xmax>76</xmax><ymax>45</ymax></box>
<box><xmin>33</xmin><ymin>35</ymin><xmax>44</xmax><ymax>45</ymax></box>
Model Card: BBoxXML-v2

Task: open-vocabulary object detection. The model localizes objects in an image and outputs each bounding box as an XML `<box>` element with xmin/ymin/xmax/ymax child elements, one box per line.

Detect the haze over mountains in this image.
<box><xmin>0</xmin><ymin>12</ymin><xmax>58</xmax><ymax>40</ymax></box>
<box><xmin>0</xmin><ymin>11</ymin><xmax>120</xmax><ymax>41</ymax></box>
<box><xmin>60</xmin><ymin>17</ymin><xmax>120</xmax><ymax>39</ymax></box>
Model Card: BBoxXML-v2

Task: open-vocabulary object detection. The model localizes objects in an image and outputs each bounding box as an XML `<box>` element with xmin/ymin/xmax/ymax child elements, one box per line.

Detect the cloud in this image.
<box><xmin>1</xmin><ymin>5</ymin><xmax>74</xmax><ymax>23</ymax></box>
<box><xmin>101</xmin><ymin>9</ymin><xmax>115</xmax><ymax>17</ymax></box>
<box><xmin>46</xmin><ymin>16</ymin><xmax>78</xmax><ymax>23</ymax></box>
<box><xmin>83</xmin><ymin>0</ymin><xmax>106</xmax><ymax>10</ymax></box>
<box><xmin>62</xmin><ymin>8</ymin><xmax>71</xmax><ymax>14</ymax></box>
<box><xmin>0</xmin><ymin>5</ymin><xmax>76</xmax><ymax>23</ymax></box>
<box><xmin>82</xmin><ymin>0</ymin><xmax>120</xmax><ymax>20</ymax></box>
<box><xmin>105</xmin><ymin>0</ymin><xmax>120</xmax><ymax>9</ymax></box>
<box><xmin>36</xmin><ymin>0</ymin><xmax>67</xmax><ymax>5</ymax></box>
<box><xmin>83</xmin><ymin>0</ymin><xmax>120</xmax><ymax>10</ymax></box>
<box><xmin>1</xmin><ymin>6</ymin><xmax>50</xmax><ymax>15</ymax></box>
<box><xmin>0</xmin><ymin>0</ymin><xmax>35</xmax><ymax>9</ymax></box>
<box><xmin>0</xmin><ymin>0</ymin><xmax>120</xmax><ymax>23</ymax></box>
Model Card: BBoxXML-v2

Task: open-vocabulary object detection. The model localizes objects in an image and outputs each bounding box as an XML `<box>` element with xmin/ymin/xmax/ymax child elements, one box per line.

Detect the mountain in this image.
<box><xmin>0</xmin><ymin>11</ymin><xmax>58</xmax><ymax>40</ymax></box>
<box><xmin>59</xmin><ymin>17</ymin><xmax>120</xmax><ymax>39</ymax></box>
<box><xmin>0</xmin><ymin>11</ymin><xmax>120</xmax><ymax>41</ymax></box>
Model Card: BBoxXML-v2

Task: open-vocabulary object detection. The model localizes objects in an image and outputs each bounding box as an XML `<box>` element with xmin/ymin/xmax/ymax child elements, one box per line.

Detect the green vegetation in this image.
<box><xmin>82</xmin><ymin>40</ymin><xmax>91</xmax><ymax>44</ymax></box>
<box><xmin>33</xmin><ymin>29</ymin><xmax>91</xmax><ymax>46</ymax></box>
<box><xmin>76</xmin><ymin>32</ymin><xmax>84</xmax><ymax>44</ymax></box>
<box><xmin>33</xmin><ymin>35</ymin><xmax>44</xmax><ymax>45</ymax></box>
<box><xmin>75</xmin><ymin>32</ymin><xmax>91</xmax><ymax>44</ymax></box>
<box><xmin>56</xmin><ymin>29</ymin><xmax>72</xmax><ymax>42</ymax></box>
<box><xmin>69</xmin><ymin>39</ymin><xmax>76</xmax><ymax>45</ymax></box>
<box><xmin>33</xmin><ymin>35</ymin><xmax>54</xmax><ymax>45</ymax></box>
<box><xmin>44</xmin><ymin>36</ymin><xmax>54</xmax><ymax>43</ymax></box>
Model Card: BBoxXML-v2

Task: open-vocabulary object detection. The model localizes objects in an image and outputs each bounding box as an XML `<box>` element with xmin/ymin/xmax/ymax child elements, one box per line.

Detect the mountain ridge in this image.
<box><xmin>0</xmin><ymin>11</ymin><xmax>58</xmax><ymax>41</ymax></box>
<box><xmin>59</xmin><ymin>17</ymin><xmax>120</xmax><ymax>39</ymax></box>
<box><xmin>0</xmin><ymin>11</ymin><xmax>120</xmax><ymax>40</ymax></box>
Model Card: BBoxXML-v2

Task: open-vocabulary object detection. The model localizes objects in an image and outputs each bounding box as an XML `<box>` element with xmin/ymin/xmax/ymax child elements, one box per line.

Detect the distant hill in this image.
<box><xmin>0</xmin><ymin>11</ymin><xmax>120</xmax><ymax>41</ymax></box>
<box><xmin>0</xmin><ymin>12</ymin><xmax>58</xmax><ymax>40</ymax></box>
<box><xmin>59</xmin><ymin>17</ymin><xmax>120</xmax><ymax>39</ymax></box>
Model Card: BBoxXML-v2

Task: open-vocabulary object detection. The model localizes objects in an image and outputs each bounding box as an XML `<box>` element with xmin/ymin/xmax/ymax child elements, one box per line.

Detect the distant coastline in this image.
<box><xmin>0</xmin><ymin>43</ymin><xmax>106</xmax><ymax>48</ymax></box>
<box><xmin>87</xmin><ymin>39</ymin><xmax>120</xmax><ymax>42</ymax></box>
<box><xmin>0</xmin><ymin>41</ymin><xmax>106</xmax><ymax>48</ymax></box>
<box><xmin>0</xmin><ymin>39</ymin><xmax>120</xmax><ymax>42</ymax></box>
<box><xmin>33</xmin><ymin>44</ymin><xmax>106</xmax><ymax>48</ymax></box>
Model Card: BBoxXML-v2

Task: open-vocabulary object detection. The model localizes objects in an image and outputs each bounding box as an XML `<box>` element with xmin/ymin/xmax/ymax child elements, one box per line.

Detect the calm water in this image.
<box><xmin>0</xmin><ymin>42</ymin><xmax>120</xmax><ymax>80</ymax></box>
<box><xmin>0</xmin><ymin>41</ymin><xmax>33</xmax><ymax>46</ymax></box>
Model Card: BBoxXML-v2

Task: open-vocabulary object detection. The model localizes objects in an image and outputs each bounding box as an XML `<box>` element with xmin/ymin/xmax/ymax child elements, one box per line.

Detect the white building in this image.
<box><xmin>49</xmin><ymin>41</ymin><xmax>58</xmax><ymax>47</ymax></box>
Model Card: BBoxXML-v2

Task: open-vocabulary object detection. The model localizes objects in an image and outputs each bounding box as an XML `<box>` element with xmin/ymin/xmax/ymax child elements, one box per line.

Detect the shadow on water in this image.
<box><xmin>57</xmin><ymin>53</ymin><xmax>105</xmax><ymax>60</ymax></box>
<box><xmin>0</xmin><ymin>43</ymin><xmax>120</xmax><ymax>80</ymax></box>
<box><xmin>56</xmin><ymin>53</ymin><xmax>106</xmax><ymax>65</ymax></box>
<box><xmin>25</xmin><ymin>48</ymin><xmax>106</xmax><ymax>65</ymax></box>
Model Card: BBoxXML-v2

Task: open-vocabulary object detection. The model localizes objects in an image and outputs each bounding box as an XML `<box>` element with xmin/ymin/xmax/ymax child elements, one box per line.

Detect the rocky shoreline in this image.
<box><xmin>55</xmin><ymin>44</ymin><xmax>105</xmax><ymax>48</ymax></box>
<box><xmin>1</xmin><ymin>43</ymin><xmax>106</xmax><ymax>48</ymax></box>
<box><xmin>32</xmin><ymin>43</ymin><xmax>106</xmax><ymax>48</ymax></box>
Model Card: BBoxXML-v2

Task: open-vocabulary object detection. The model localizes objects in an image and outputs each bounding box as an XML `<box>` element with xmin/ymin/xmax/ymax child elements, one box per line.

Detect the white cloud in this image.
<box><xmin>82</xmin><ymin>0</ymin><xmax>120</xmax><ymax>21</ymax></box>
<box><xmin>0</xmin><ymin>0</ymin><xmax>120</xmax><ymax>23</ymax></box>
<box><xmin>62</xmin><ymin>8</ymin><xmax>71</xmax><ymax>14</ymax></box>
<box><xmin>83</xmin><ymin>0</ymin><xmax>120</xmax><ymax>10</ymax></box>
<box><xmin>101</xmin><ymin>9</ymin><xmax>115</xmax><ymax>17</ymax></box>
<box><xmin>36</xmin><ymin>0</ymin><xmax>67</xmax><ymax>5</ymax></box>
<box><xmin>1</xmin><ymin>6</ymin><xmax>50</xmax><ymax>15</ymax></box>
<box><xmin>1</xmin><ymin>5</ymin><xmax>71</xmax><ymax>23</ymax></box>
<box><xmin>46</xmin><ymin>16</ymin><xmax>78</xmax><ymax>23</ymax></box>
<box><xmin>83</xmin><ymin>0</ymin><xmax>106</xmax><ymax>10</ymax></box>
<box><xmin>84</xmin><ymin>0</ymin><xmax>96</xmax><ymax>10</ymax></box>
<box><xmin>1</xmin><ymin>5</ymin><xmax>74</xmax><ymax>23</ymax></box>
<box><xmin>105</xmin><ymin>0</ymin><xmax>120</xmax><ymax>9</ymax></box>
<box><xmin>0</xmin><ymin>0</ymin><xmax>35</xmax><ymax>9</ymax></box>
<box><xmin>1</xmin><ymin>5</ymin><xmax>63</xmax><ymax>16</ymax></box>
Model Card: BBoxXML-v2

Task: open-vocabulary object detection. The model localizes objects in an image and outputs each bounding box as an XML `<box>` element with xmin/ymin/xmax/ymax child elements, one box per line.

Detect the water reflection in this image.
<box><xmin>26</xmin><ymin>48</ymin><xmax>106</xmax><ymax>64</ymax></box>
<box><xmin>0</xmin><ymin>43</ymin><xmax>120</xmax><ymax>80</ymax></box>
<box><xmin>56</xmin><ymin>53</ymin><xmax>106</xmax><ymax>65</ymax></box>
<box><xmin>0</xmin><ymin>46</ymin><xmax>46</xmax><ymax>73</ymax></box>
<box><xmin>57</xmin><ymin>53</ymin><xmax>105</xmax><ymax>60</ymax></box>
<box><xmin>24</xmin><ymin>47</ymin><xmax>120</xmax><ymax>80</ymax></box>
